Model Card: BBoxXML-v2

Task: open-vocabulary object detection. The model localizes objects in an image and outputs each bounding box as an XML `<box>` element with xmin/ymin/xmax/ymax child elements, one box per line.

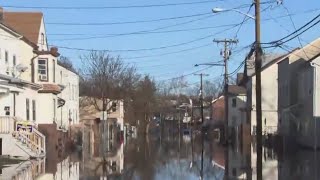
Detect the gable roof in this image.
<box><xmin>2</xmin><ymin>11</ymin><xmax>43</xmax><ymax>45</ymax></box>
<box><xmin>291</xmin><ymin>38</ymin><xmax>320</xmax><ymax>63</ymax></box>
<box><xmin>228</xmin><ymin>85</ymin><xmax>246</xmax><ymax>95</ymax></box>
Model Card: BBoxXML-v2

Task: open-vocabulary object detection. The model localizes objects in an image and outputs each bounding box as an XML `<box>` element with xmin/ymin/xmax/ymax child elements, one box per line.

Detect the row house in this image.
<box><xmin>211</xmin><ymin>75</ymin><xmax>248</xmax><ymax>144</ymax></box>
<box><xmin>245</xmin><ymin>52</ymin><xmax>289</xmax><ymax>136</ymax></box>
<box><xmin>0</xmin><ymin>8</ymin><xmax>79</xmax><ymax>158</ymax></box>
<box><xmin>278</xmin><ymin>38</ymin><xmax>320</xmax><ymax>148</ymax></box>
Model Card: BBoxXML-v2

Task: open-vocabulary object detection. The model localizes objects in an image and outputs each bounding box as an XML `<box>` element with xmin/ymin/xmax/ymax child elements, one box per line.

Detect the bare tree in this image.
<box><xmin>58</xmin><ymin>56</ymin><xmax>78</xmax><ymax>73</ymax></box>
<box><xmin>80</xmin><ymin>51</ymin><xmax>140</xmax><ymax>111</ymax></box>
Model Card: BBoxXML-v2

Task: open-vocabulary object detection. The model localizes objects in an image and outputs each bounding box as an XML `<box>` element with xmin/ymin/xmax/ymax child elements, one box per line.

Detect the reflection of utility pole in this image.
<box><xmin>213</xmin><ymin>38</ymin><xmax>237</xmax><ymax>180</ymax></box>
<box><xmin>213</xmin><ymin>38</ymin><xmax>238</xmax><ymax>143</ymax></box>
<box><xmin>194</xmin><ymin>73</ymin><xmax>208</xmax><ymax>179</ymax></box>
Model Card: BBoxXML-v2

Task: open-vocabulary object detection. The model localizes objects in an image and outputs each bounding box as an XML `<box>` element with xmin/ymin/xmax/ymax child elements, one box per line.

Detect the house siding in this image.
<box><xmin>250</xmin><ymin>62</ymin><xmax>279</xmax><ymax>135</ymax></box>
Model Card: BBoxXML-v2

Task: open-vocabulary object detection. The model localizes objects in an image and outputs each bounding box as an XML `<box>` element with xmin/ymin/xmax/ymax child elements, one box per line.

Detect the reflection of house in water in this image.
<box><xmin>278</xmin><ymin>150</ymin><xmax>320</xmax><ymax>180</ymax></box>
<box><xmin>37</xmin><ymin>155</ymin><xmax>80</xmax><ymax>180</ymax></box>
<box><xmin>0</xmin><ymin>158</ymin><xmax>45</xmax><ymax>180</ymax></box>
<box><xmin>80</xmin><ymin>97</ymin><xmax>124</xmax><ymax>156</ymax></box>
<box><xmin>251</xmin><ymin>144</ymin><xmax>278</xmax><ymax>180</ymax></box>
<box><xmin>81</xmin><ymin>143</ymin><xmax>124</xmax><ymax>177</ymax></box>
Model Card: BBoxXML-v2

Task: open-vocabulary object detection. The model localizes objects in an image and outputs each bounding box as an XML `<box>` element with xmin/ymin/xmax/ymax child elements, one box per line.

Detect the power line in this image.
<box><xmin>263</xmin><ymin>17</ymin><xmax>320</xmax><ymax>48</ymax></box>
<box><xmin>46</xmin><ymin>12</ymin><xmax>212</xmax><ymax>26</ymax></box>
<box><xmin>2</xmin><ymin>0</ymin><xmax>222</xmax><ymax>10</ymax></box>
<box><xmin>50</xmin><ymin>23</ymin><xmax>242</xmax><ymax>52</ymax></box>
<box><xmin>158</xmin><ymin>65</ymin><xmax>215</xmax><ymax>82</ymax></box>
<box><xmin>51</xmin><ymin>24</ymin><xmax>237</xmax><ymax>41</ymax></box>
<box><xmin>48</xmin><ymin>6</ymin><xmax>320</xmax><ymax>41</ymax></box>
<box><xmin>262</xmin><ymin>12</ymin><xmax>320</xmax><ymax>47</ymax></box>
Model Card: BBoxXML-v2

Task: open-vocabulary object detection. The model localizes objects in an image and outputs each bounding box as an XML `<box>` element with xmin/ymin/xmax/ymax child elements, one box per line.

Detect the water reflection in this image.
<box><xmin>2</xmin><ymin>133</ymin><xmax>320</xmax><ymax>179</ymax></box>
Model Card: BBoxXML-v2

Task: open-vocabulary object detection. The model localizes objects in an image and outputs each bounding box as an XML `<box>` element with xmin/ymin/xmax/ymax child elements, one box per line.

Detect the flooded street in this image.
<box><xmin>1</xmin><ymin>132</ymin><xmax>320</xmax><ymax>180</ymax></box>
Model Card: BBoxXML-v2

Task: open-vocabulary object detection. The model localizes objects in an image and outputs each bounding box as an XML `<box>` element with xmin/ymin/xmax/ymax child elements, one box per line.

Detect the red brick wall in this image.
<box><xmin>212</xmin><ymin>97</ymin><xmax>225</xmax><ymax>123</ymax></box>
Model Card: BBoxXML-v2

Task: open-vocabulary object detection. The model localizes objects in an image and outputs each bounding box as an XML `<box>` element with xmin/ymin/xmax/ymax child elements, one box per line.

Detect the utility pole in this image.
<box><xmin>194</xmin><ymin>73</ymin><xmax>208</xmax><ymax>179</ymax></box>
<box><xmin>212</xmin><ymin>38</ymin><xmax>238</xmax><ymax>143</ymax></box>
<box><xmin>254</xmin><ymin>0</ymin><xmax>263</xmax><ymax>179</ymax></box>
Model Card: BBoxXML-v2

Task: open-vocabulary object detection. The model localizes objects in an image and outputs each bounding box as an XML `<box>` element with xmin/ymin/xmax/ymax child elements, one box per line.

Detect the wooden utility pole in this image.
<box><xmin>254</xmin><ymin>0</ymin><xmax>263</xmax><ymax>179</ymax></box>
<box><xmin>213</xmin><ymin>38</ymin><xmax>238</xmax><ymax>143</ymax></box>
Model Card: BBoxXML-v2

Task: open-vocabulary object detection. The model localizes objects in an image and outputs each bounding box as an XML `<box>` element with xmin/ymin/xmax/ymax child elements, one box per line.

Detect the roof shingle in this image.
<box><xmin>3</xmin><ymin>11</ymin><xmax>42</xmax><ymax>45</ymax></box>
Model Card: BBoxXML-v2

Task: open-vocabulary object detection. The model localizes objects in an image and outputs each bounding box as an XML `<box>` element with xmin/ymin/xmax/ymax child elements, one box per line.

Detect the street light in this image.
<box><xmin>212</xmin><ymin>7</ymin><xmax>256</xmax><ymax>19</ymax></box>
<box><xmin>194</xmin><ymin>63</ymin><xmax>224</xmax><ymax>67</ymax></box>
<box><xmin>212</xmin><ymin>2</ymin><xmax>263</xmax><ymax>179</ymax></box>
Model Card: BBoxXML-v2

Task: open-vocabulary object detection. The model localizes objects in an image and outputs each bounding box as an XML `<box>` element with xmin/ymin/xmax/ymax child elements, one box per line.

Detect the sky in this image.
<box><xmin>1</xmin><ymin>0</ymin><xmax>319</xmax><ymax>86</ymax></box>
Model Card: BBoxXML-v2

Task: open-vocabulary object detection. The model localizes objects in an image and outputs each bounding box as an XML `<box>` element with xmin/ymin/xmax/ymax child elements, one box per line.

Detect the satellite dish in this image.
<box><xmin>16</xmin><ymin>64</ymin><xmax>28</xmax><ymax>73</ymax></box>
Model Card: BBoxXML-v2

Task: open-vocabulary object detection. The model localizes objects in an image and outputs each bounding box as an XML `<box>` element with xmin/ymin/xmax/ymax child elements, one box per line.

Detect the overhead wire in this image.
<box><xmin>262</xmin><ymin>12</ymin><xmax>320</xmax><ymax>47</ymax></box>
<box><xmin>50</xmin><ymin>21</ymin><xmax>245</xmax><ymax>52</ymax></box>
<box><xmin>1</xmin><ymin>0</ymin><xmax>223</xmax><ymax>9</ymax></box>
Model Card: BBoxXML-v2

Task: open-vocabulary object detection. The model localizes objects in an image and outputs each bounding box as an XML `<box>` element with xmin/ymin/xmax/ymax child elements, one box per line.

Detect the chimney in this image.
<box><xmin>0</xmin><ymin>7</ymin><xmax>3</xmax><ymax>22</ymax></box>
<box><xmin>50</xmin><ymin>47</ymin><xmax>60</xmax><ymax>57</ymax></box>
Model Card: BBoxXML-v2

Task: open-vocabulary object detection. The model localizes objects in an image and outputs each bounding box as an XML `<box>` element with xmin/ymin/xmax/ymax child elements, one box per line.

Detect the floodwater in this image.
<box><xmin>1</xmin><ymin>133</ymin><xmax>320</xmax><ymax>180</ymax></box>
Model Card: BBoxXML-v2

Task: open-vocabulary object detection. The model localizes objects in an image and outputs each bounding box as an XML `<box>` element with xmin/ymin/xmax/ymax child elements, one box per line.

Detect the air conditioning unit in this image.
<box><xmin>39</xmin><ymin>74</ymin><xmax>47</xmax><ymax>81</ymax></box>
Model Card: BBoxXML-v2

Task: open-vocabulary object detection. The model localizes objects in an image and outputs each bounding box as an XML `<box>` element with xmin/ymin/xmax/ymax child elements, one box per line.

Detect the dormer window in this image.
<box><xmin>41</xmin><ymin>33</ymin><xmax>45</xmax><ymax>45</ymax></box>
<box><xmin>38</xmin><ymin>58</ymin><xmax>48</xmax><ymax>81</ymax></box>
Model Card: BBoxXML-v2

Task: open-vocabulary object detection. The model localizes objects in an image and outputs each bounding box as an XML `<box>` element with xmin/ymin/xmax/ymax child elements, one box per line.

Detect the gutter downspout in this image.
<box><xmin>310</xmin><ymin>62</ymin><xmax>318</xmax><ymax>179</ymax></box>
<box><xmin>310</xmin><ymin>62</ymin><xmax>318</xmax><ymax>150</ymax></box>
<box><xmin>31</xmin><ymin>54</ymin><xmax>39</xmax><ymax>83</ymax></box>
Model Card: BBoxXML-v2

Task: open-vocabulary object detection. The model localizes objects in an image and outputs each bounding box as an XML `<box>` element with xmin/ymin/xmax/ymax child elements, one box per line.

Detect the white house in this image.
<box><xmin>227</xmin><ymin>85</ymin><xmax>247</xmax><ymax>144</ymax></box>
<box><xmin>278</xmin><ymin>38</ymin><xmax>320</xmax><ymax>148</ymax></box>
<box><xmin>0</xmin><ymin>7</ymin><xmax>79</xmax><ymax>158</ymax></box>
<box><xmin>246</xmin><ymin>52</ymin><xmax>289</xmax><ymax>136</ymax></box>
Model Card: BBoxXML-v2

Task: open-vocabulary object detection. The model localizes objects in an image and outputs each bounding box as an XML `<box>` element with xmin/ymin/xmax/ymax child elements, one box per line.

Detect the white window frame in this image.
<box><xmin>38</xmin><ymin>58</ymin><xmax>48</xmax><ymax>81</ymax></box>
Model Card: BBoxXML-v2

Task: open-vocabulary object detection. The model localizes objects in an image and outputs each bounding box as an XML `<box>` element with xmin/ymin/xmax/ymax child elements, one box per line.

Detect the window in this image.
<box><xmin>53</xmin><ymin>59</ymin><xmax>56</xmax><ymax>83</ymax></box>
<box><xmin>38</xmin><ymin>59</ymin><xmax>48</xmax><ymax>81</ymax></box>
<box><xmin>232</xmin><ymin>98</ymin><xmax>237</xmax><ymax>107</ymax></box>
<box><xmin>5</xmin><ymin>51</ymin><xmax>8</xmax><ymax>64</ymax></box>
<box><xmin>26</xmin><ymin>99</ymin><xmax>30</xmax><ymax>120</ymax></box>
<box><xmin>13</xmin><ymin>55</ymin><xmax>16</xmax><ymax>66</ymax></box>
<box><xmin>32</xmin><ymin>100</ymin><xmax>36</xmax><ymax>121</ymax></box>
<box><xmin>41</xmin><ymin>33</ymin><xmax>45</xmax><ymax>45</ymax></box>
<box><xmin>53</xmin><ymin>99</ymin><xmax>56</xmax><ymax>121</ymax></box>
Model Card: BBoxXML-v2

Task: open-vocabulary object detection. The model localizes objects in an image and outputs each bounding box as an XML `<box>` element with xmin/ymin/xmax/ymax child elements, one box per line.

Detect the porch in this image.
<box><xmin>0</xmin><ymin>116</ymin><xmax>46</xmax><ymax>158</ymax></box>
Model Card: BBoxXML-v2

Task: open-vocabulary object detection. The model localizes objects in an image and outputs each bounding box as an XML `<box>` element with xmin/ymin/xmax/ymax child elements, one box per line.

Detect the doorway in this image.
<box><xmin>0</xmin><ymin>138</ymin><xmax>2</xmax><ymax>155</ymax></box>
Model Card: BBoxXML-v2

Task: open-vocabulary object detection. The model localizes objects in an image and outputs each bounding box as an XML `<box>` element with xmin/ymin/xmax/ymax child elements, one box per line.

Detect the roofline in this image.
<box><xmin>0</xmin><ymin>23</ymin><xmax>38</xmax><ymax>49</ymax></box>
<box><xmin>0</xmin><ymin>74</ymin><xmax>42</xmax><ymax>89</ymax></box>
<box><xmin>211</xmin><ymin>95</ymin><xmax>224</xmax><ymax>103</ymax></box>
<box><xmin>250</xmin><ymin>48</ymin><xmax>300</xmax><ymax>77</ymax></box>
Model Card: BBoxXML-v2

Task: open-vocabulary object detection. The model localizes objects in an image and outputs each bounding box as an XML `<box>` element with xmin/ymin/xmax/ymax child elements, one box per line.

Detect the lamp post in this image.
<box><xmin>212</xmin><ymin>1</ymin><xmax>262</xmax><ymax>179</ymax></box>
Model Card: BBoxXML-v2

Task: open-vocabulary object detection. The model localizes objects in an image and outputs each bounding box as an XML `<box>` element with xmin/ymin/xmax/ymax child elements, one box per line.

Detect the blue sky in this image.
<box><xmin>1</xmin><ymin>0</ymin><xmax>319</xmax><ymax>85</ymax></box>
